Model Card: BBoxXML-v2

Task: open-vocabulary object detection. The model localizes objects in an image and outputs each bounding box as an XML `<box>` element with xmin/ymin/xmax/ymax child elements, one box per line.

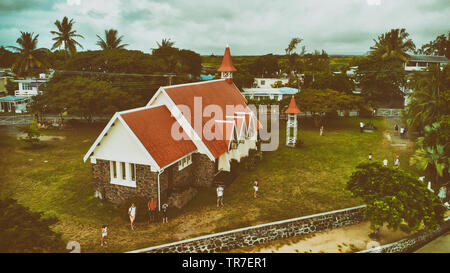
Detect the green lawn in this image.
<box><xmin>0</xmin><ymin>117</ymin><xmax>417</xmax><ymax>252</ymax></box>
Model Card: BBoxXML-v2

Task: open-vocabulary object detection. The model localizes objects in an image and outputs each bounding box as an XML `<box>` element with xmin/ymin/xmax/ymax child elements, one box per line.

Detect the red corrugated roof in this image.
<box><xmin>217</xmin><ymin>47</ymin><xmax>237</xmax><ymax>72</ymax></box>
<box><xmin>121</xmin><ymin>106</ymin><xmax>197</xmax><ymax>168</ymax></box>
<box><xmin>285</xmin><ymin>96</ymin><xmax>301</xmax><ymax>114</ymax></box>
<box><xmin>228</xmin><ymin>116</ymin><xmax>244</xmax><ymax>139</ymax></box>
<box><xmin>164</xmin><ymin>80</ymin><xmax>251</xmax><ymax>158</ymax></box>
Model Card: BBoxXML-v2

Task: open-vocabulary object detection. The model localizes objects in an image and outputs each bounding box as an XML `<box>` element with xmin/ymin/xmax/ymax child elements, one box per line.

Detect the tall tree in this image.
<box><xmin>152</xmin><ymin>38</ymin><xmax>180</xmax><ymax>73</ymax></box>
<box><xmin>370</xmin><ymin>28</ymin><xmax>416</xmax><ymax>62</ymax></box>
<box><xmin>96</xmin><ymin>29</ymin><xmax>128</xmax><ymax>50</ymax></box>
<box><xmin>417</xmin><ymin>32</ymin><xmax>450</xmax><ymax>58</ymax></box>
<box><xmin>404</xmin><ymin>64</ymin><xmax>449</xmax><ymax>131</ymax></box>
<box><xmin>50</xmin><ymin>16</ymin><xmax>84</xmax><ymax>55</ymax></box>
<box><xmin>284</xmin><ymin>37</ymin><xmax>305</xmax><ymax>81</ymax></box>
<box><xmin>7</xmin><ymin>32</ymin><xmax>49</xmax><ymax>76</ymax></box>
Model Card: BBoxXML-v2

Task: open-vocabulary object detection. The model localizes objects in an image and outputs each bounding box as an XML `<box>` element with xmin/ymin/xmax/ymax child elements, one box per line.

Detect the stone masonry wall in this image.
<box><xmin>92</xmin><ymin>159</ymin><xmax>169</xmax><ymax>204</ymax></box>
<box><xmin>359</xmin><ymin>216</ymin><xmax>450</xmax><ymax>253</ymax></box>
<box><xmin>192</xmin><ymin>153</ymin><xmax>216</xmax><ymax>187</ymax></box>
<box><xmin>128</xmin><ymin>205</ymin><xmax>366</xmax><ymax>253</ymax></box>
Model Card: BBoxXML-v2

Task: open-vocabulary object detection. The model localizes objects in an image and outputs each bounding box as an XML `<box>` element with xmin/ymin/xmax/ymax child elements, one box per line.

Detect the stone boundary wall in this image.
<box><xmin>358</xmin><ymin>216</ymin><xmax>450</xmax><ymax>253</ymax></box>
<box><xmin>128</xmin><ymin>205</ymin><xmax>366</xmax><ymax>253</ymax></box>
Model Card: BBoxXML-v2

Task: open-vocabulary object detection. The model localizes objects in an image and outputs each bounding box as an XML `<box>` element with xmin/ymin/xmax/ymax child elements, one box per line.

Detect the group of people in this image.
<box><xmin>100</xmin><ymin>198</ymin><xmax>169</xmax><ymax>247</ymax></box>
<box><xmin>216</xmin><ymin>180</ymin><xmax>260</xmax><ymax>208</ymax></box>
<box><xmin>394</xmin><ymin>124</ymin><xmax>407</xmax><ymax>138</ymax></box>
<box><xmin>368</xmin><ymin>153</ymin><xmax>401</xmax><ymax>168</ymax></box>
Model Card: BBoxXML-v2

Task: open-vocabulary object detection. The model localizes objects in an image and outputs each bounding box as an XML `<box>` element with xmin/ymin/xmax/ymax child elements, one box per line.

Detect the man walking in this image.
<box><xmin>360</xmin><ymin>121</ymin><xmax>364</xmax><ymax>133</ymax></box>
<box><xmin>217</xmin><ymin>185</ymin><xmax>224</xmax><ymax>207</ymax></box>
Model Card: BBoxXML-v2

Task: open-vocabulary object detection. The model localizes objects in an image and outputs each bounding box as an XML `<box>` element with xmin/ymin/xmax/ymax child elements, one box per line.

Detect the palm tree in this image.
<box><xmin>156</xmin><ymin>38</ymin><xmax>175</xmax><ymax>50</ymax></box>
<box><xmin>96</xmin><ymin>29</ymin><xmax>128</xmax><ymax>50</ymax></box>
<box><xmin>410</xmin><ymin>126</ymin><xmax>447</xmax><ymax>189</ymax></box>
<box><xmin>370</xmin><ymin>28</ymin><xmax>416</xmax><ymax>62</ymax></box>
<box><xmin>405</xmin><ymin>65</ymin><xmax>446</xmax><ymax>131</ymax></box>
<box><xmin>7</xmin><ymin>32</ymin><xmax>49</xmax><ymax>76</ymax></box>
<box><xmin>50</xmin><ymin>16</ymin><xmax>84</xmax><ymax>55</ymax></box>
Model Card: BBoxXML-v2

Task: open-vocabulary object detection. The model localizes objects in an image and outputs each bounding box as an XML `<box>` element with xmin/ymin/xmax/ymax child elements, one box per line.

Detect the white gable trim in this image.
<box><xmin>116</xmin><ymin>114</ymin><xmax>161</xmax><ymax>171</ymax></box>
<box><xmin>146</xmin><ymin>87</ymin><xmax>164</xmax><ymax>107</ymax></box>
<box><xmin>83</xmin><ymin>113</ymin><xmax>119</xmax><ymax>163</ymax></box>
<box><xmin>215</xmin><ymin>120</ymin><xmax>237</xmax><ymax>152</ymax></box>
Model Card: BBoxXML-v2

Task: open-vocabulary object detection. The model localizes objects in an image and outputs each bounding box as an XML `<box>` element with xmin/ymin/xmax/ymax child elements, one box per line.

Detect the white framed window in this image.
<box><xmin>178</xmin><ymin>155</ymin><xmax>192</xmax><ymax>171</ymax></box>
<box><xmin>110</xmin><ymin>161</ymin><xmax>136</xmax><ymax>187</ymax></box>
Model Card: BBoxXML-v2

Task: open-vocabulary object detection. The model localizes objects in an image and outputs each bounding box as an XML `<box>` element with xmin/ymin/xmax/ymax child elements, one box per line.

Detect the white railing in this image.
<box><xmin>15</xmin><ymin>90</ymin><xmax>40</xmax><ymax>97</ymax></box>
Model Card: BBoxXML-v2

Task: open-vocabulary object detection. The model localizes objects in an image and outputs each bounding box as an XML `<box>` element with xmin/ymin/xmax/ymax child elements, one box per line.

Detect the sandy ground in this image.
<box><xmin>254</xmin><ymin>221</ymin><xmax>409</xmax><ymax>253</ymax></box>
<box><xmin>415</xmin><ymin>231</ymin><xmax>450</xmax><ymax>253</ymax></box>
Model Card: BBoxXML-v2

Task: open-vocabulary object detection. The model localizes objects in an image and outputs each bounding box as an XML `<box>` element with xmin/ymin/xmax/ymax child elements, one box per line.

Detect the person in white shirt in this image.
<box><xmin>394</xmin><ymin>156</ymin><xmax>400</xmax><ymax>168</ymax></box>
<box><xmin>360</xmin><ymin>121</ymin><xmax>364</xmax><ymax>133</ymax></box>
<box><xmin>101</xmin><ymin>225</ymin><xmax>108</xmax><ymax>246</ymax></box>
<box><xmin>368</xmin><ymin>152</ymin><xmax>372</xmax><ymax>161</ymax></box>
<box><xmin>128</xmin><ymin>203</ymin><xmax>136</xmax><ymax>230</ymax></box>
<box><xmin>253</xmin><ymin>180</ymin><xmax>259</xmax><ymax>198</ymax></box>
<box><xmin>216</xmin><ymin>185</ymin><xmax>224</xmax><ymax>207</ymax></box>
<box><xmin>383</xmin><ymin>158</ymin><xmax>388</xmax><ymax>167</ymax></box>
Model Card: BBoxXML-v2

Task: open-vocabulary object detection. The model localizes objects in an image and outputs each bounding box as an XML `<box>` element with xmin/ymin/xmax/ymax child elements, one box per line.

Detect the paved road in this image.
<box><xmin>415</xmin><ymin>232</ymin><xmax>450</xmax><ymax>253</ymax></box>
<box><xmin>0</xmin><ymin>115</ymin><xmax>109</xmax><ymax>126</ymax></box>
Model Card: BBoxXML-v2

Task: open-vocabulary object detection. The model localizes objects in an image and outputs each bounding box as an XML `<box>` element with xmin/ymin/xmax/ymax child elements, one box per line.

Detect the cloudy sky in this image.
<box><xmin>0</xmin><ymin>0</ymin><xmax>449</xmax><ymax>56</ymax></box>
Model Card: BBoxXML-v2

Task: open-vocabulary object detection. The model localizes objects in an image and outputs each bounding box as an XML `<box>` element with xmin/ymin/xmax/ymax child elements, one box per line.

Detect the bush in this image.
<box><xmin>359</xmin><ymin>107</ymin><xmax>373</xmax><ymax>118</ymax></box>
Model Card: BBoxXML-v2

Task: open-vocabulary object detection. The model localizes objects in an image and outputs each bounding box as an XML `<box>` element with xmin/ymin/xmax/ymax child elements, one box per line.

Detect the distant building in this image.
<box><xmin>404</xmin><ymin>55</ymin><xmax>449</xmax><ymax>72</ymax></box>
<box><xmin>0</xmin><ymin>96</ymin><xmax>30</xmax><ymax>113</ymax></box>
<box><xmin>242</xmin><ymin>78</ymin><xmax>299</xmax><ymax>101</ymax></box>
<box><xmin>13</xmin><ymin>70</ymin><xmax>54</xmax><ymax>97</ymax></box>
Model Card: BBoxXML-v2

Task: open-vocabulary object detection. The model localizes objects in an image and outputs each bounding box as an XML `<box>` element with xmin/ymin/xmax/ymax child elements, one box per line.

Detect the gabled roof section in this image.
<box><xmin>285</xmin><ymin>96</ymin><xmax>301</xmax><ymax>114</ymax></box>
<box><xmin>213</xmin><ymin>120</ymin><xmax>236</xmax><ymax>153</ymax></box>
<box><xmin>217</xmin><ymin>46</ymin><xmax>237</xmax><ymax>72</ymax></box>
<box><xmin>162</xmin><ymin>79</ymin><xmax>251</xmax><ymax>158</ymax></box>
<box><xmin>120</xmin><ymin>105</ymin><xmax>197</xmax><ymax>168</ymax></box>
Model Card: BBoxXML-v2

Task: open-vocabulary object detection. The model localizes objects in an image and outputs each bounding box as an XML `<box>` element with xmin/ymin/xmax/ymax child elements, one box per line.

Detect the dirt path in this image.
<box><xmin>383</xmin><ymin>117</ymin><xmax>412</xmax><ymax>149</ymax></box>
<box><xmin>242</xmin><ymin>221</ymin><xmax>409</xmax><ymax>253</ymax></box>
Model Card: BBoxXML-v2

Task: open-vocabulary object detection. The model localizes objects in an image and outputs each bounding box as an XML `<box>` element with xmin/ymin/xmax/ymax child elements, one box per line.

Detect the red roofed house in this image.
<box><xmin>83</xmin><ymin>46</ymin><xmax>259</xmax><ymax>209</ymax></box>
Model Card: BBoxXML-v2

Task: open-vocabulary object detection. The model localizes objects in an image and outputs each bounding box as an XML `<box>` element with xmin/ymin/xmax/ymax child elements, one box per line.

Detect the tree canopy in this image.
<box><xmin>7</xmin><ymin>32</ymin><xmax>49</xmax><ymax>76</ymax></box>
<box><xmin>96</xmin><ymin>29</ymin><xmax>128</xmax><ymax>50</ymax></box>
<box><xmin>0</xmin><ymin>198</ymin><xmax>66</xmax><ymax>253</ymax></box>
<box><xmin>347</xmin><ymin>162</ymin><xmax>446</xmax><ymax>232</ymax></box>
<box><xmin>50</xmin><ymin>16</ymin><xmax>84</xmax><ymax>55</ymax></box>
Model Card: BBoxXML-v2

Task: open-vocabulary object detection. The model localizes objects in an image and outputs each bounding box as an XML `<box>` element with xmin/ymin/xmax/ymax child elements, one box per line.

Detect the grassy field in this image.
<box><xmin>0</xmin><ymin>117</ymin><xmax>417</xmax><ymax>252</ymax></box>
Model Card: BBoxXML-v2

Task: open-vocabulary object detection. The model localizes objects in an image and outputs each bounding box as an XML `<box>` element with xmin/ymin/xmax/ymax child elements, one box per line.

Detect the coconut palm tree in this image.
<box><xmin>50</xmin><ymin>16</ymin><xmax>84</xmax><ymax>55</ymax></box>
<box><xmin>405</xmin><ymin>65</ymin><xmax>446</xmax><ymax>131</ymax></box>
<box><xmin>7</xmin><ymin>32</ymin><xmax>49</xmax><ymax>76</ymax></box>
<box><xmin>410</xmin><ymin>131</ymin><xmax>447</xmax><ymax>189</ymax></box>
<box><xmin>96</xmin><ymin>29</ymin><xmax>128</xmax><ymax>50</ymax></box>
<box><xmin>370</xmin><ymin>28</ymin><xmax>416</xmax><ymax>62</ymax></box>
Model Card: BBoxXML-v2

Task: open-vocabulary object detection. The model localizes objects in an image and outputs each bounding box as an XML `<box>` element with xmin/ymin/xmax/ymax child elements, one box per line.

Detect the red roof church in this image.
<box><xmin>84</xmin><ymin>46</ymin><xmax>259</xmax><ymax>210</ymax></box>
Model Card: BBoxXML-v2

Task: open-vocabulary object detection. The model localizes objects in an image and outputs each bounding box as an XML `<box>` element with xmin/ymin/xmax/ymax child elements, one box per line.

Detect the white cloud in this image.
<box><xmin>0</xmin><ymin>0</ymin><xmax>448</xmax><ymax>55</ymax></box>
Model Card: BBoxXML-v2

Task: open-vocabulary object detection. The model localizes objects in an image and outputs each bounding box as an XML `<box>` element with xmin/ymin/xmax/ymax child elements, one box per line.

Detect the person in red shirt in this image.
<box><xmin>148</xmin><ymin>198</ymin><xmax>157</xmax><ymax>224</ymax></box>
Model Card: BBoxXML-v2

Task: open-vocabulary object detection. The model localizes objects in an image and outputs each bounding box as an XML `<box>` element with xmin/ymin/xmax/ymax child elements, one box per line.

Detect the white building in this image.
<box><xmin>14</xmin><ymin>70</ymin><xmax>54</xmax><ymax>97</ymax></box>
<box><xmin>404</xmin><ymin>55</ymin><xmax>449</xmax><ymax>72</ymax></box>
<box><xmin>242</xmin><ymin>78</ymin><xmax>299</xmax><ymax>101</ymax></box>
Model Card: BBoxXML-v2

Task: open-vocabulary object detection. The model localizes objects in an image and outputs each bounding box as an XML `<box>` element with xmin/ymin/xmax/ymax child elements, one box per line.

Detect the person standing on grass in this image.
<box><xmin>360</xmin><ymin>121</ymin><xmax>364</xmax><ymax>133</ymax></box>
<box><xmin>394</xmin><ymin>124</ymin><xmax>399</xmax><ymax>135</ymax></box>
<box><xmin>128</xmin><ymin>203</ymin><xmax>136</xmax><ymax>230</ymax></box>
<box><xmin>161</xmin><ymin>203</ymin><xmax>169</xmax><ymax>224</ymax></box>
<box><xmin>383</xmin><ymin>158</ymin><xmax>388</xmax><ymax>167</ymax></box>
<box><xmin>217</xmin><ymin>185</ymin><xmax>224</xmax><ymax>207</ymax></box>
<box><xmin>400</xmin><ymin>127</ymin><xmax>404</xmax><ymax>138</ymax></box>
<box><xmin>101</xmin><ymin>225</ymin><xmax>108</xmax><ymax>246</ymax></box>
<box><xmin>320</xmin><ymin>125</ymin><xmax>324</xmax><ymax>136</ymax></box>
<box><xmin>148</xmin><ymin>198</ymin><xmax>157</xmax><ymax>224</ymax></box>
<box><xmin>368</xmin><ymin>152</ymin><xmax>373</xmax><ymax>161</ymax></box>
<box><xmin>253</xmin><ymin>180</ymin><xmax>259</xmax><ymax>198</ymax></box>
<box><xmin>438</xmin><ymin>186</ymin><xmax>447</xmax><ymax>203</ymax></box>
<box><xmin>394</xmin><ymin>155</ymin><xmax>400</xmax><ymax>168</ymax></box>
